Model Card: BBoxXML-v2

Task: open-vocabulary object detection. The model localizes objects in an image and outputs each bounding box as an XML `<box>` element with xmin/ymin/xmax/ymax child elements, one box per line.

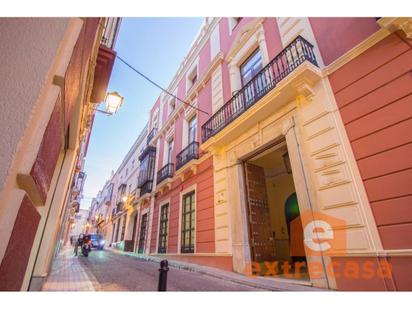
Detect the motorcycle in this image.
<box><xmin>81</xmin><ymin>239</ymin><xmax>92</xmax><ymax>257</ymax></box>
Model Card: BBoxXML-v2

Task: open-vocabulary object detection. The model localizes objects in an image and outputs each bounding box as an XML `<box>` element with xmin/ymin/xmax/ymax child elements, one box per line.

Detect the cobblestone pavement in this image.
<box><xmin>78</xmin><ymin>249</ymin><xmax>262</xmax><ymax>291</ymax></box>
<box><xmin>42</xmin><ymin>246</ymin><xmax>98</xmax><ymax>291</ymax></box>
<box><xmin>43</xmin><ymin>246</ymin><xmax>322</xmax><ymax>291</ymax></box>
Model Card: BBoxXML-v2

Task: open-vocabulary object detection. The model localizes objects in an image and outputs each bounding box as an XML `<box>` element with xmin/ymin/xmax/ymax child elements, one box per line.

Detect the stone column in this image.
<box><xmin>228</xmin><ymin>62</ymin><xmax>242</xmax><ymax>96</ymax></box>
<box><xmin>227</xmin><ymin>160</ymin><xmax>252</xmax><ymax>275</ymax></box>
<box><xmin>282</xmin><ymin>117</ymin><xmax>332</xmax><ymax>289</ymax></box>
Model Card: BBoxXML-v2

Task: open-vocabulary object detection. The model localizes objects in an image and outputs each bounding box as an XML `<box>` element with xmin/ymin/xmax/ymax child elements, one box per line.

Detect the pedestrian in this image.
<box><xmin>74</xmin><ymin>234</ymin><xmax>84</xmax><ymax>256</ymax></box>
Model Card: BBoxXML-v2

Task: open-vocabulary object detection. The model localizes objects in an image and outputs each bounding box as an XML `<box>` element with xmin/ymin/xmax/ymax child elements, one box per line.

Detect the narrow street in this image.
<box><xmin>77</xmin><ymin>249</ymin><xmax>262</xmax><ymax>291</ymax></box>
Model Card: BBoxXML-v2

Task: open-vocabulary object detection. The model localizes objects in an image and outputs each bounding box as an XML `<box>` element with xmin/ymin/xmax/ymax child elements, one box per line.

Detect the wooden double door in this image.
<box><xmin>244</xmin><ymin>163</ymin><xmax>276</xmax><ymax>263</ymax></box>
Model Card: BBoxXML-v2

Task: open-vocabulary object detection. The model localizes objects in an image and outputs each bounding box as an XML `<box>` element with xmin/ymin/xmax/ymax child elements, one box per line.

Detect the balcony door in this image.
<box><xmin>138</xmin><ymin>213</ymin><xmax>148</xmax><ymax>254</ymax></box>
<box><xmin>181</xmin><ymin>191</ymin><xmax>195</xmax><ymax>253</ymax></box>
<box><xmin>188</xmin><ymin>116</ymin><xmax>197</xmax><ymax>144</ymax></box>
<box><xmin>158</xmin><ymin>203</ymin><xmax>169</xmax><ymax>254</ymax></box>
<box><xmin>240</xmin><ymin>49</ymin><xmax>264</xmax><ymax>107</ymax></box>
<box><xmin>167</xmin><ymin>139</ymin><xmax>174</xmax><ymax>164</ymax></box>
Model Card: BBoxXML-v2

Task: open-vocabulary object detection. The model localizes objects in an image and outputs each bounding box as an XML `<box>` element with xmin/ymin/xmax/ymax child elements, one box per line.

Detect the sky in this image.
<box><xmin>80</xmin><ymin>18</ymin><xmax>204</xmax><ymax>209</ymax></box>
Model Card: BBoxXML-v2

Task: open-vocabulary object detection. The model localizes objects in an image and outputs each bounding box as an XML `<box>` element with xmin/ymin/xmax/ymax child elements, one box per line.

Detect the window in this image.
<box><xmin>111</xmin><ymin>222</ymin><xmax>116</xmax><ymax>243</ymax></box>
<box><xmin>121</xmin><ymin>214</ymin><xmax>127</xmax><ymax>240</ymax></box>
<box><xmin>152</xmin><ymin>112</ymin><xmax>159</xmax><ymax>130</ymax></box>
<box><xmin>167</xmin><ymin>139</ymin><xmax>174</xmax><ymax>163</ymax></box>
<box><xmin>138</xmin><ymin>213</ymin><xmax>148</xmax><ymax>254</ymax></box>
<box><xmin>168</xmin><ymin>98</ymin><xmax>176</xmax><ymax>116</ymax></box>
<box><xmin>240</xmin><ymin>49</ymin><xmax>263</xmax><ymax>86</ymax></box>
<box><xmin>188</xmin><ymin>116</ymin><xmax>197</xmax><ymax>144</ymax></box>
<box><xmin>229</xmin><ymin>17</ymin><xmax>242</xmax><ymax>33</ymax></box>
<box><xmin>181</xmin><ymin>191</ymin><xmax>195</xmax><ymax>253</ymax></box>
<box><xmin>187</xmin><ymin>66</ymin><xmax>198</xmax><ymax>90</ymax></box>
<box><xmin>115</xmin><ymin>219</ymin><xmax>121</xmax><ymax>242</ymax></box>
<box><xmin>158</xmin><ymin>203</ymin><xmax>169</xmax><ymax>254</ymax></box>
<box><xmin>190</xmin><ymin>72</ymin><xmax>197</xmax><ymax>86</ymax></box>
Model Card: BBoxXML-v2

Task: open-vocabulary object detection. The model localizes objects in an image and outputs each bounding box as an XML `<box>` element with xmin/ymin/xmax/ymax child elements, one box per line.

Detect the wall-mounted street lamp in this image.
<box><xmin>121</xmin><ymin>195</ymin><xmax>128</xmax><ymax>203</ymax></box>
<box><xmin>95</xmin><ymin>91</ymin><xmax>124</xmax><ymax>115</ymax></box>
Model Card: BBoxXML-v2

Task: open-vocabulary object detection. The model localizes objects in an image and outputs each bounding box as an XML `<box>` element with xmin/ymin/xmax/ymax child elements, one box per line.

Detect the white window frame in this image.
<box><xmin>162</xmin><ymin>136</ymin><xmax>174</xmax><ymax>166</ymax></box>
<box><xmin>168</xmin><ymin>97</ymin><xmax>176</xmax><ymax>117</ymax></box>
<box><xmin>210</xmin><ymin>24</ymin><xmax>221</xmax><ymax>60</ymax></box>
<box><xmin>185</xmin><ymin>57</ymin><xmax>199</xmax><ymax>95</ymax></box>
<box><xmin>151</xmin><ymin>108</ymin><xmax>159</xmax><ymax>130</ymax></box>
<box><xmin>177</xmin><ymin>184</ymin><xmax>197</xmax><ymax>254</ymax></box>
<box><xmin>182</xmin><ymin>98</ymin><xmax>197</xmax><ymax>147</ymax></box>
<box><xmin>227</xmin><ymin>22</ymin><xmax>269</xmax><ymax>94</ymax></box>
<box><xmin>228</xmin><ymin>17</ymin><xmax>241</xmax><ymax>35</ymax></box>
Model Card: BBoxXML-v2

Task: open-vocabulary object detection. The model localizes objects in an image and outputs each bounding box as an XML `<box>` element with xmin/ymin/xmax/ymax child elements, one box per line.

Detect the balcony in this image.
<box><xmin>139</xmin><ymin>181</ymin><xmax>153</xmax><ymax>196</ymax></box>
<box><xmin>201</xmin><ymin>35</ymin><xmax>318</xmax><ymax>142</ymax></box>
<box><xmin>176</xmin><ymin>141</ymin><xmax>199</xmax><ymax>171</ymax></box>
<box><xmin>147</xmin><ymin>127</ymin><xmax>157</xmax><ymax>145</ymax></box>
<box><xmin>138</xmin><ymin>145</ymin><xmax>156</xmax><ymax>196</ymax></box>
<box><xmin>157</xmin><ymin>163</ymin><xmax>174</xmax><ymax>184</ymax></box>
<box><xmin>116</xmin><ymin>201</ymin><xmax>124</xmax><ymax>213</ymax></box>
<box><xmin>101</xmin><ymin>18</ymin><xmax>122</xmax><ymax>49</ymax></box>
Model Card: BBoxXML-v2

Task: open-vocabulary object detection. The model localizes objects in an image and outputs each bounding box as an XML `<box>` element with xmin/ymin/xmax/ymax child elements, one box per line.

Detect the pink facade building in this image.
<box><xmin>95</xmin><ymin>17</ymin><xmax>412</xmax><ymax>291</ymax></box>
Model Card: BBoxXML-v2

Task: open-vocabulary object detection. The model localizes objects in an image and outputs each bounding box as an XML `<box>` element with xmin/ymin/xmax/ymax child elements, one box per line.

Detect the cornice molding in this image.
<box><xmin>322</xmin><ymin>27</ymin><xmax>391</xmax><ymax>76</ymax></box>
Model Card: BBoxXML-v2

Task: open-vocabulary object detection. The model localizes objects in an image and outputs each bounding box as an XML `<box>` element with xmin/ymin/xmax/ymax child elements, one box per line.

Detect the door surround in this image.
<box><xmin>226</xmin><ymin>115</ymin><xmax>331</xmax><ymax>289</ymax></box>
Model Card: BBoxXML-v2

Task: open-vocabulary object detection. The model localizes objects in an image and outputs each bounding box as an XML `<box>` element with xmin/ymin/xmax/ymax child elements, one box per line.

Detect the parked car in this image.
<box><xmin>90</xmin><ymin>233</ymin><xmax>105</xmax><ymax>250</ymax></box>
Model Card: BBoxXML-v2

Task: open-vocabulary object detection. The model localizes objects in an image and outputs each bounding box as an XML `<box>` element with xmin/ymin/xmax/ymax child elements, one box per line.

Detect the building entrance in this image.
<box><xmin>244</xmin><ymin>140</ymin><xmax>308</xmax><ymax>281</ymax></box>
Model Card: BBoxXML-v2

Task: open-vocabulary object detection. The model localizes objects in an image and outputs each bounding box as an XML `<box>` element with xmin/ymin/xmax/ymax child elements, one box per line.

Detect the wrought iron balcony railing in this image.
<box><xmin>139</xmin><ymin>180</ymin><xmax>153</xmax><ymax>196</ymax></box>
<box><xmin>176</xmin><ymin>141</ymin><xmax>199</xmax><ymax>171</ymax></box>
<box><xmin>201</xmin><ymin>35</ymin><xmax>318</xmax><ymax>142</ymax></box>
<box><xmin>137</xmin><ymin>145</ymin><xmax>156</xmax><ymax>196</ymax></box>
<box><xmin>116</xmin><ymin>201</ymin><xmax>124</xmax><ymax>213</ymax></box>
<box><xmin>157</xmin><ymin>163</ymin><xmax>174</xmax><ymax>184</ymax></box>
<box><xmin>147</xmin><ymin>127</ymin><xmax>157</xmax><ymax>145</ymax></box>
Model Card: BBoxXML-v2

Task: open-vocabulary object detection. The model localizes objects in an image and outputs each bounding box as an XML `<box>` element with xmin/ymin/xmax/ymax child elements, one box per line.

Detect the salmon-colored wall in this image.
<box><xmin>262</xmin><ymin>18</ymin><xmax>283</xmax><ymax>60</ymax></box>
<box><xmin>174</xmin><ymin>113</ymin><xmax>183</xmax><ymax>153</ymax></box>
<box><xmin>158</xmin><ymin>135</ymin><xmax>164</xmax><ymax>168</ymax></box>
<box><xmin>331</xmin><ymin>256</ymin><xmax>394</xmax><ymax>291</ymax></box>
<box><xmin>150</xmin><ymin>157</ymin><xmax>215</xmax><ymax>254</ymax></box>
<box><xmin>221</xmin><ymin>61</ymin><xmax>231</xmax><ymax>103</ymax></box>
<box><xmin>30</xmin><ymin>95</ymin><xmax>63</xmax><ymax>204</ymax></box>
<box><xmin>329</xmin><ymin>31</ymin><xmax>412</xmax><ymax>291</ymax></box>
<box><xmin>310</xmin><ymin>18</ymin><xmax>379</xmax><ymax>66</ymax></box>
<box><xmin>197</xmin><ymin>81</ymin><xmax>212</xmax><ymax>142</ymax></box>
<box><xmin>217</xmin><ymin>18</ymin><xmax>283</xmax><ymax>104</ymax></box>
<box><xmin>217</xmin><ymin>17</ymin><xmax>250</xmax><ymax>103</ymax></box>
<box><xmin>176</xmin><ymin>77</ymin><xmax>186</xmax><ymax>110</ymax></box>
<box><xmin>331</xmin><ymin>255</ymin><xmax>412</xmax><ymax>291</ymax></box>
<box><xmin>219</xmin><ymin>18</ymin><xmax>254</xmax><ymax>55</ymax></box>
<box><xmin>330</xmin><ymin>32</ymin><xmax>412</xmax><ymax>253</ymax></box>
<box><xmin>199</xmin><ymin>38</ymin><xmax>211</xmax><ymax>77</ymax></box>
<box><xmin>0</xmin><ymin>196</ymin><xmax>41</xmax><ymax>291</ymax></box>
